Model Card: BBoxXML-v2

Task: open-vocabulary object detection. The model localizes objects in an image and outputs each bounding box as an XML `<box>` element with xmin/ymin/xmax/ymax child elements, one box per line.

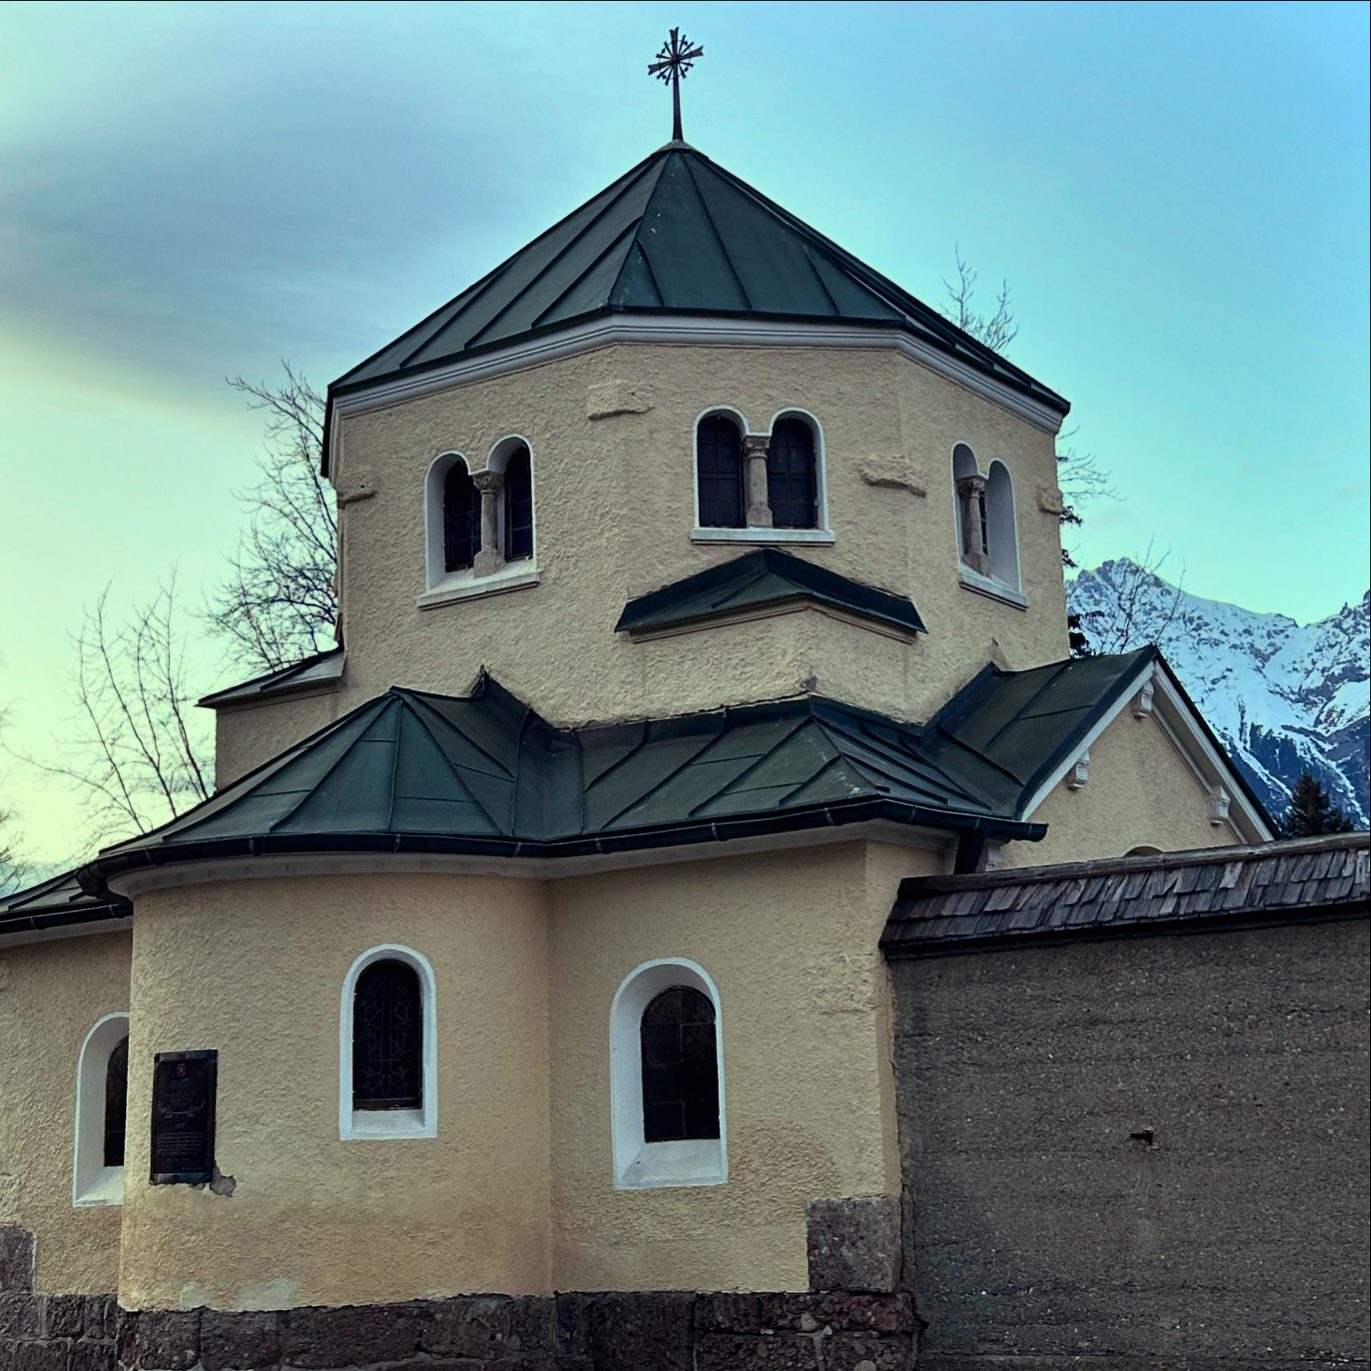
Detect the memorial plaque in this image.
<box><xmin>150</xmin><ymin>1050</ymin><xmax>217</xmax><ymax>1185</ymax></box>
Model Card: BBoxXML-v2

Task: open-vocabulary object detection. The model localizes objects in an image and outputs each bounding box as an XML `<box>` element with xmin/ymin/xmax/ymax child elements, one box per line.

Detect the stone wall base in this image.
<box><xmin>1</xmin><ymin>1288</ymin><xmax>915</xmax><ymax>1370</ymax></box>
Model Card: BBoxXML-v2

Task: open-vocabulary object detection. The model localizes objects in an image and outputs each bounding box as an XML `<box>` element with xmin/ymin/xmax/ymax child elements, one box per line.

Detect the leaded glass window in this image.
<box><xmin>766</xmin><ymin>418</ymin><xmax>818</xmax><ymax>529</ymax></box>
<box><xmin>640</xmin><ymin>986</ymin><xmax>719</xmax><ymax>1143</ymax></box>
<box><xmin>503</xmin><ymin>446</ymin><xmax>534</xmax><ymax>562</ymax></box>
<box><xmin>443</xmin><ymin>463</ymin><xmax>482</xmax><ymax>573</ymax></box>
<box><xmin>696</xmin><ymin>416</ymin><xmax>744</xmax><ymax>528</ymax></box>
<box><xmin>103</xmin><ymin>1035</ymin><xmax>128</xmax><ymax>1168</ymax></box>
<box><xmin>352</xmin><ymin>960</ymin><xmax>423</xmax><ymax>1111</ymax></box>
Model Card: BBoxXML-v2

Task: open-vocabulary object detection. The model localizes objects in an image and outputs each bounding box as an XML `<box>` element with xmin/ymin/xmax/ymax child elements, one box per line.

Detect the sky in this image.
<box><xmin>0</xmin><ymin>0</ymin><xmax>1367</xmax><ymax>867</ymax></box>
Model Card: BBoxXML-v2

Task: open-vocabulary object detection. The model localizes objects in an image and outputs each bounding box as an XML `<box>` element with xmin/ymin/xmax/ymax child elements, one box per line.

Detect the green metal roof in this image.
<box><xmin>328</xmin><ymin>142</ymin><xmax>1068</xmax><ymax>419</ymax></box>
<box><xmin>198</xmin><ymin>647</ymin><xmax>344</xmax><ymax>710</ymax></box>
<box><xmin>0</xmin><ymin>868</ymin><xmax>130</xmax><ymax>940</ymax></box>
<box><xmin>615</xmin><ymin>548</ymin><xmax>926</xmax><ymax>638</ymax></box>
<box><xmin>87</xmin><ymin>673</ymin><xmax>1040</xmax><ymax>884</ymax></box>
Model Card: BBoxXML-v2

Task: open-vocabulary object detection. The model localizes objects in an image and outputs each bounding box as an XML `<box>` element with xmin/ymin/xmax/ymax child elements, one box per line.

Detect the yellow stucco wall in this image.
<box><xmin>118</xmin><ymin>873</ymin><xmax>551</xmax><ymax>1311</ymax></box>
<box><xmin>0</xmin><ymin>931</ymin><xmax>130</xmax><ymax>1293</ymax></box>
<box><xmin>325</xmin><ymin>342</ymin><xmax>1066</xmax><ymax>733</ymax></box>
<box><xmin>1008</xmin><ymin>709</ymin><xmax>1242</xmax><ymax>868</ymax></box>
<box><xmin>547</xmin><ymin>839</ymin><xmax>939</xmax><ymax>1293</ymax></box>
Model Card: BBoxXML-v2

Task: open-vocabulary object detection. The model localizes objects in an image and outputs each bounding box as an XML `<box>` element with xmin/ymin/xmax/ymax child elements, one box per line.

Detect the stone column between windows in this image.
<box><xmin>956</xmin><ymin>473</ymin><xmax>989</xmax><ymax>574</ymax></box>
<box><xmin>743</xmin><ymin>433</ymin><xmax>773</xmax><ymax>528</ymax></box>
<box><xmin>473</xmin><ymin>470</ymin><xmax>505</xmax><ymax>577</ymax></box>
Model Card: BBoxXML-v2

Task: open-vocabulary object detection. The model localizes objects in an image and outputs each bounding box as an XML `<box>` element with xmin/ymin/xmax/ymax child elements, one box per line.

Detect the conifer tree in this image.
<box><xmin>1278</xmin><ymin>772</ymin><xmax>1355</xmax><ymax>838</ymax></box>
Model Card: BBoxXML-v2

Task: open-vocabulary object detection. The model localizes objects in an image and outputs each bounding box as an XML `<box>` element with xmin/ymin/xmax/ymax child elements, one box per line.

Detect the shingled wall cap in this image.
<box><xmin>881</xmin><ymin>831</ymin><xmax>1370</xmax><ymax>954</ymax></box>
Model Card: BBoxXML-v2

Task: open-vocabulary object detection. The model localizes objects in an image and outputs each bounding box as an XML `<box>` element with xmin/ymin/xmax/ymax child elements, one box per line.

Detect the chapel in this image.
<box><xmin>0</xmin><ymin>62</ymin><xmax>1299</xmax><ymax>1370</ymax></box>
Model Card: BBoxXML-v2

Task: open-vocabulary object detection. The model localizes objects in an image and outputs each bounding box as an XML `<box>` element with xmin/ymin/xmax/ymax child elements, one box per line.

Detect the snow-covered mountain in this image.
<box><xmin>1068</xmin><ymin>560</ymin><xmax>1369</xmax><ymax>829</ymax></box>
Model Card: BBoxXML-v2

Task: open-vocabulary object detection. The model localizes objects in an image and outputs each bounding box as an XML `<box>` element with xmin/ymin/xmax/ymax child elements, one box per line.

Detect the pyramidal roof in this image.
<box><xmin>330</xmin><ymin>142</ymin><xmax>1068</xmax><ymax>415</ymax></box>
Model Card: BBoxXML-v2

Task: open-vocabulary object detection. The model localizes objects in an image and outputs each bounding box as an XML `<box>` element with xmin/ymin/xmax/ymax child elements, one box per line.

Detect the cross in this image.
<box><xmin>648</xmin><ymin>28</ymin><xmax>704</xmax><ymax>143</ymax></box>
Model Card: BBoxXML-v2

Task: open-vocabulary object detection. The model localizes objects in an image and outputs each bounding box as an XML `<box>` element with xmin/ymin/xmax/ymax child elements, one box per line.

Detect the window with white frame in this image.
<box><xmin>340</xmin><ymin>945</ymin><xmax>437</xmax><ymax>1140</ymax></box>
<box><xmin>73</xmin><ymin>1012</ymin><xmax>129</xmax><ymax>1207</ymax></box>
<box><xmin>610</xmin><ymin>958</ymin><xmax>727</xmax><ymax>1189</ymax></box>
<box><xmin>421</xmin><ymin>440</ymin><xmax>538</xmax><ymax>605</ymax></box>
<box><xmin>952</xmin><ymin>443</ymin><xmax>1022</xmax><ymax>600</ymax></box>
<box><xmin>694</xmin><ymin>408</ymin><xmax>830</xmax><ymax>543</ymax></box>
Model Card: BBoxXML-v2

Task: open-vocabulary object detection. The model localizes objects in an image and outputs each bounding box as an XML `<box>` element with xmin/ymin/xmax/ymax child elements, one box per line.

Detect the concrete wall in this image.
<box><xmin>0</xmin><ymin>931</ymin><xmax>130</xmax><ymax>1294</ymax></box>
<box><xmin>118</xmin><ymin>874</ymin><xmax>553</xmax><ymax>1311</ymax></box>
<box><xmin>1008</xmin><ymin>707</ymin><xmax>1243</xmax><ymax>868</ymax></box>
<box><xmin>890</xmin><ymin>915</ymin><xmax>1371</xmax><ymax>1368</ymax></box>
<box><xmin>321</xmin><ymin>341</ymin><xmax>1066</xmax><ymax>734</ymax></box>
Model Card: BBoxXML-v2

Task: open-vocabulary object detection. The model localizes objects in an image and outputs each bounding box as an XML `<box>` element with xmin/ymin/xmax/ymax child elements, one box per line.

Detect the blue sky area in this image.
<box><xmin>1</xmin><ymin>1</ymin><xmax>1368</xmax><ymax>864</ymax></box>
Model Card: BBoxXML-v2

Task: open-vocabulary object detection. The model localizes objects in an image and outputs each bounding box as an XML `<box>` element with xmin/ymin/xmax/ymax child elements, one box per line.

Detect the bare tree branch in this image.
<box><xmin>944</xmin><ymin>247</ymin><xmax>1019</xmax><ymax>355</ymax></box>
<box><xmin>14</xmin><ymin>580</ymin><xmax>213</xmax><ymax>845</ymax></box>
<box><xmin>1072</xmin><ymin>545</ymin><xmax>1188</xmax><ymax>655</ymax></box>
<box><xmin>208</xmin><ymin>364</ymin><xmax>338</xmax><ymax>673</ymax></box>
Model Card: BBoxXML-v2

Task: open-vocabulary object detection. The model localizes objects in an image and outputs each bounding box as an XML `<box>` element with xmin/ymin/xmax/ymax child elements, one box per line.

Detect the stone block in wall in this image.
<box><xmin>69</xmin><ymin>1344</ymin><xmax>117</xmax><ymax>1371</ymax></box>
<box><xmin>694</xmin><ymin>1332</ymin><xmax>822</xmax><ymax>1370</ymax></box>
<box><xmin>122</xmin><ymin>1307</ymin><xmax>201</xmax><ymax>1371</ymax></box>
<box><xmin>806</xmin><ymin>1197</ymin><xmax>902</xmax><ymax>1293</ymax></box>
<box><xmin>44</xmin><ymin>1292</ymin><xmax>86</xmax><ymax>1338</ymax></box>
<box><xmin>0</xmin><ymin>1291</ymin><xmax>41</xmax><ymax>1338</ymax></box>
<box><xmin>0</xmin><ymin>1224</ymin><xmax>34</xmax><ymax>1291</ymax></box>
<box><xmin>84</xmin><ymin>1294</ymin><xmax>117</xmax><ymax>1342</ymax></box>
<box><xmin>12</xmin><ymin>1342</ymin><xmax>72</xmax><ymax>1370</ymax></box>
<box><xmin>824</xmin><ymin>1329</ymin><xmax>915</xmax><ymax>1370</ymax></box>
<box><xmin>419</xmin><ymin>1294</ymin><xmax>512</xmax><ymax>1357</ymax></box>
<box><xmin>575</xmin><ymin>1291</ymin><xmax>695</xmax><ymax>1371</ymax></box>
<box><xmin>278</xmin><ymin>1301</ymin><xmax>422</xmax><ymax>1367</ymax></box>
<box><xmin>199</xmin><ymin>1308</ymin><xmax>281</xmax><ymax>1370</ymax></box>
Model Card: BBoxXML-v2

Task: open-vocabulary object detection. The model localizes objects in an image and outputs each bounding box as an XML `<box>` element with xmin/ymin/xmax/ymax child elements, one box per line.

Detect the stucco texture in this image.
<box><xmin>891</xmin><ymin>916</ymin><xmax>1371</xmax><ymax>1367</ymax></box>
<box><xmin>118</xmin><ymin>873</ymin><xmax>551</xmax><ymax>1311</ymax></box>
<box><xmin>546</xmin><ymin>839</ymin><xmax>933</xmax><ymax>1294</ymax></box>
<box><xmin>321</xmin><ymin>342</ymin><xmax>1066</xmax><ymax>742</ymax></box>
<box><xmin>0</xmin><ymin>931</ymin><xmax>130</xmax><ymax>1293</ymax></box>
<box><xmin>1011</xmin><ymin>709</ymin><xmax>1241</xmax><ymax>868</ymax></box>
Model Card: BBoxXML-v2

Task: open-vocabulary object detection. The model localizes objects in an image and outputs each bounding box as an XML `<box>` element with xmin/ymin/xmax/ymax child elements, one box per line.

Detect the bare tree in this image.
<box><xmin>20</xmin><ymin>579</ymin><xmax>213</xmax><ymax>844</ymax></box>
<box><xmin>944</xmin><ymin>248</ymin><xmax>1019</xmax><ymax>355</ymax></box>
<box><xmin>208</xmin><ymin>365</ymin><xmax>338</xmax><ymax>673</ymax></box>
<box><xmin>1071</xmin><ymin>546</ymin><xmax>1188</xmax><ymax>655</ymax></box>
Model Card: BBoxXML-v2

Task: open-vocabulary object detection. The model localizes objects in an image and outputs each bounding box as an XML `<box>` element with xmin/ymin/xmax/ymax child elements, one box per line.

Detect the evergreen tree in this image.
<box><xmin>1278</xmin><ymin>772</ymin><xmax>1355</xmax><ymax>838</ymax></box>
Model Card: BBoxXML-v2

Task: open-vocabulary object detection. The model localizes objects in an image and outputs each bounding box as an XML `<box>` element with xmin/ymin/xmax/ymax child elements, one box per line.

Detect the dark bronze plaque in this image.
<box><xmin>150</xmin><ymin>1050</ymin><xmax>217</xmax><ymax>1185</ymax></box>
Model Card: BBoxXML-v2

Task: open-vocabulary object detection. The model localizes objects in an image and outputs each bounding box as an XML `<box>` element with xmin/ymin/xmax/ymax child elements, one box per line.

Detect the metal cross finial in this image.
<box><xmin>648</xmin><ymin>27</ymin><xmax>704</xmax><ymax>143</ymax></box>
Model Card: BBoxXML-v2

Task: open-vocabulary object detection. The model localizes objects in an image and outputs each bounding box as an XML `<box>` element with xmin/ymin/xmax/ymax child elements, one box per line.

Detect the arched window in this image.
<box><xmin>103</xmin><ymin>1036</ymin><xmax>129</xmax><ymax>1167</ymax></box>
<box><xmin>984</xmin><ymin>460</ymin><xmax>1020</xmax><ymax>589</ymax></box>
<box><xmin>340</xmin><ymin>945</ymin><xmax>437</xmax><ymax>1139</ymax></box>
<box><xmin>696</xmin><ymin>414</ymin><xmax>745</xmax><ymax>529</ymax></box>
<box><xmin>953</xmin><ymin>445</ymin><xmax>1021</xmax><ymax>594</ymax></box>
<box><xmin>610</xmin><ymin>958</ymin><xmax>727</xmax><ymax>1189</ymax></box>
<box><xmin>73</xmin><ymin>1012</ymin><xmax>130</xmax><ymax>1206</ymax></box>
<box><xmin>766</xmin><ymin>417</ymin><xmax>819</xmax><ymax>530</ymax></box>
<box><xmin>353</xmin><ymin>960</ymin><xmax>422</xmax><ymax>1110</ymax></box>
<box><xmin>502</xmin><ymin>444</ymin><xmax>534</xmax><ymax>562</ymax></box>
<box><xmin>641</xmin><ymin>987</ymin><xmax>720</xmax><ymax>1143</ymax></box>
<box><xmin>443</xmin><ymin>460</ymin><xmax>482</xmax><ymax>573</ymax></box>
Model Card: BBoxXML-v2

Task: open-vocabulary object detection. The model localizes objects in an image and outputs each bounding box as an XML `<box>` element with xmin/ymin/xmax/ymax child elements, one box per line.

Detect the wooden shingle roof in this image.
<box><xmin>882</xmin><ymin>832</ymin><xmax>1370</xmax><ymax>956</ymax></box>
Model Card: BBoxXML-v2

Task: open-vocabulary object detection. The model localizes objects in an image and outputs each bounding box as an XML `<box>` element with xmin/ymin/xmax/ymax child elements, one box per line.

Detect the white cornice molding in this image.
<box><xmin>328</xmin><ymin>315</ymin><xmax>1067</xmax><ymax>471</ymax></box>
<box><xmin>1019</xmin><ymin>661</ymin><xmax>1273</xmax><ymax>844</ymax></box>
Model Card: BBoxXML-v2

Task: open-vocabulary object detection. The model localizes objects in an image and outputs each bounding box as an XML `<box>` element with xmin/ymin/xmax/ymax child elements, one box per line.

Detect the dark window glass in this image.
<box><xmin>696</xmin><ymin>416</ymin><xmax>744</xmax><ymax>528</ymax></box>
<box><xmin>640</xmin><ymin>986</ymin><xmax>719</xmax><ymax>1143</ymax></box>
<box><xmin>766</xmin><ymin>418</ymin><xmax>818</xmax><ymax>529</ymax></box>
<box><xmin>443</xmin><ymin>463</ymin><xmax>482</xmax><ymax>573</ymax></box>
<box><xmin>103</xmin><ymin>1036</ymin><xmax>128</xmax><ymax>1168</ymax></box>
<box><xmin>353</xmin><ymin>960</ymin><xmax>423</xmax><ymax>1110</ymax></box>
<box><xmin>503</xmin><ymin>446</ymin><xmax>534</xmax><ymax>562</ymax></box>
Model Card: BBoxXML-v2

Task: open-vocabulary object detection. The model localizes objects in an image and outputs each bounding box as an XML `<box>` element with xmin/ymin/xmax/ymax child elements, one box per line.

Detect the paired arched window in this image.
<box><xmin>695</xmin><ymin>410</ymin><xmax>825</xmax><ymax>536</ymax></box>
<box><xmin>611</xmin><ymin>958</ymin><xmax>726</xmax><ymax>1189</ymax></box>
<box><xmin>73</xmin><ymin>1012</ymin><xmax>130</xmax><ymax>1206</ymax></box>
<box><xmin>953</xmin><ymin>443</ymin><xmax>1020</xmax><ymax>592</ymax></box>
<box><xmin>425</xmin><ymin>440</ymin><xmax>537</xmax><ymax>594</ymax></box>
<box><xmin>340</xmin><ymin>945</ymin><xmax>437</xmax><ymax>1139</ymax></box>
